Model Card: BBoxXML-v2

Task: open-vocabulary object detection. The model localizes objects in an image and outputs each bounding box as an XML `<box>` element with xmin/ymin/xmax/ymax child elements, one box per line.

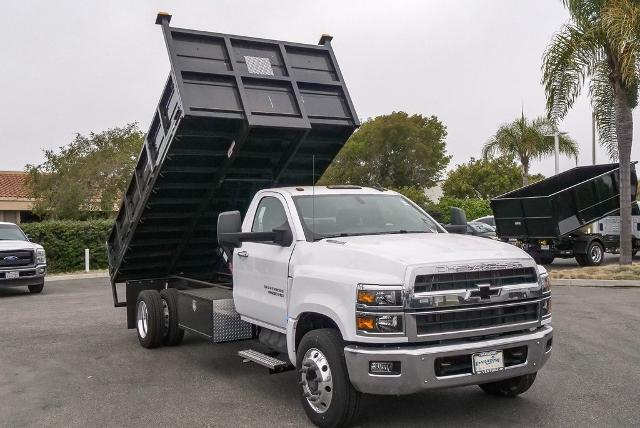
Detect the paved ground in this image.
<box><xmin>1</xmin><ymin>279</ymin><xmax>639</xmax><ymax>427</ymax></box>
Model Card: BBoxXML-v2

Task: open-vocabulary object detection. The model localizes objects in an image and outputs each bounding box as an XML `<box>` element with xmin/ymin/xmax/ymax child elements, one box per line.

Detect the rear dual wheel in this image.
<box><xmin>136</xmin><ymin>289</ymin><xmax>184</xmax><ymax>349</ymax></box>
<box><xmin>576</xmin><ymin>241</ymin><xmax>604</xmax><ymax>266</ymax></box>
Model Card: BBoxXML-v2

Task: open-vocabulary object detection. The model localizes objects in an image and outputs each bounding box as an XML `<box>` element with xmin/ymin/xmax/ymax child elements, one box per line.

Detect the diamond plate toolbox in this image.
<box><xmin>212</xmin><ymin>299</ymin><xmax>253</xmax><ymax>343</ymax></box>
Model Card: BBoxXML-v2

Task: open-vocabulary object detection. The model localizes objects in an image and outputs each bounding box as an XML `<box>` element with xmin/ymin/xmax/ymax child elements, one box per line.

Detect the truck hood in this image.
<box><xmin>0</xmin><ymin>240</ymin><xmax>43</xmax><ymax>251</ymax></box>
<box><xmin>321</xmin><ymin>233</ymin><xmax>531</xmax><ymax>266</ymax></box>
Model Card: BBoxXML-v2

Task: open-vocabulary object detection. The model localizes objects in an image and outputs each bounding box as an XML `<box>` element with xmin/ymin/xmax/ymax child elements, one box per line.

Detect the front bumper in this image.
<box><xmin>0</xmin><ymin>265</ymin><xmax>47</xmax><ymax>288</ymax></box>
<box><xmin>344</xmin><ymin>326</ymin><xmax>553</xmax><ymax>395</ymax></box>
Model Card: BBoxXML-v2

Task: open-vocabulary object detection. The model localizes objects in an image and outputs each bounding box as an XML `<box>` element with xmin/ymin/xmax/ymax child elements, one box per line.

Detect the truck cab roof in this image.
<box><xmin>264</xmin><ymin>186</ymin><xmax>398</xmax><ymax>197</ymax></box>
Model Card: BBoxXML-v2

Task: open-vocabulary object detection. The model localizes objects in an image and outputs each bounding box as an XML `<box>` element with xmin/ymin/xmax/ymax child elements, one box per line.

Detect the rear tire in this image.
<box><xmin>136</xmin><ymin>290</ymin><xmax>164</xmax><ymax>349</ymax></box>
<box><xmin>297</xmin><ymin>328</ymin><xmax>361</xmax><ymax>428</ymax></box>
<box><xmin>479</xmin><ymin>372</ymin><xmax>537</xmax><ymax>397</ymax></box>
<box><xmin>28</xmin><ymin>281</ymin><xmax>44</xmax><ymax>294</ymax></box>
<box><xmin>576</xmin><ymin>241</ymin><xmax>604</xmax><ymax>266</ymax></box>
<box><xmin>160</xmin><ymin>288</ymin><xmax>184</xmax><ymax>346</ymax></box>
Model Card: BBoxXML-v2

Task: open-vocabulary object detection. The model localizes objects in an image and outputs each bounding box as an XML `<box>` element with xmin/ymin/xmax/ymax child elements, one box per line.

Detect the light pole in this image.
<box><xmin>545</xmin><ymin>131</ymin><xmax>568</xmax><ymax>175</ymax></box>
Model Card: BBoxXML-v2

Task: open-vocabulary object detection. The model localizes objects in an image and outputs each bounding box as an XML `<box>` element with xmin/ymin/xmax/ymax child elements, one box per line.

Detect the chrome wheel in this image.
<box><xmin>300</xmin><ymin>347</ymin><xmax>333</xmax><ymax>414</ymax></box>
<box><xmin>590</xmin><ymin>244</ymin><xmax>602</xmax><ymax>264</ymax></box>
<box><xmin>137</xmin><ymin>300</ymin><xmax>149</xmax><ymax>339</ymax></box>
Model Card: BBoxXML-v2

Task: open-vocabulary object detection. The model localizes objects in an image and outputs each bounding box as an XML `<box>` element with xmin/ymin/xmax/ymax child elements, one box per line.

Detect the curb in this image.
<box><xmin>552</xmin><ymin>278</ymin><xmax>640</xmax><ymax>288</ymax></box>
<box><xmin>46</xmin><ymin>272</ymin><xmax>109</xmax><ymax>282</ymax></box>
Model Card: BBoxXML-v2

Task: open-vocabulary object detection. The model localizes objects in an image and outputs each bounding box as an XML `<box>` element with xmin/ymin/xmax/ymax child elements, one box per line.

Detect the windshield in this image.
<box><xmin>292</xmin><ymin>194</ymin><xmax>443</xmax><ymax>240</ymax></box>
<box><xmin>0</xmin><ymin>224</ymin><xmax>27</xmax><ymax>241</ymax></box>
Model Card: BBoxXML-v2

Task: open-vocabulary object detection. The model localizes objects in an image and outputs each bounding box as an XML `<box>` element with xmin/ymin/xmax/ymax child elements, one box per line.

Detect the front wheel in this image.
<box><xmin>28</xmin><ymin>281</ymin><xmax>44</xmax><ymax>294</ymax></box>
<box><xmin>297</xmin><ymin>329</ymin><xmax>361</xmax><ymax>428</ymax></box>
<box><xmin>479</xmin><ymin>372</ymin><xmax>537</xmax><ymax>397</ymax></box>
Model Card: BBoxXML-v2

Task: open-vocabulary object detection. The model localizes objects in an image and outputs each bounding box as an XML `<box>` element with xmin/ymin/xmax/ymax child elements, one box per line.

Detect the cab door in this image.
<box><xmin>233</xmin><ymin>193</ymin><xmax>295</xmax><ymax>330</ymax></box>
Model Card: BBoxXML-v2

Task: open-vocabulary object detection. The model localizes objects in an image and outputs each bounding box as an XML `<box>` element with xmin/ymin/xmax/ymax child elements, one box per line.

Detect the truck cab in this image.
<box><xmin>215</xmin><ymin>186</ymin><xmax>553</xmax><ymax>426</ymax></box>
<box><xmin>0</xmin><ymin>222</ymin><xmax>47</xmax><ymax>293</ymax></box>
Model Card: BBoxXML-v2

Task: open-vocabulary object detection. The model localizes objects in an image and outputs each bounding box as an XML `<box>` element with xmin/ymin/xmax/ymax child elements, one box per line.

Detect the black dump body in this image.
<box><xmin>491</xmin><ymin>163</ymin><xmax>638</xmax><ymax>239</ymax></box>
<box><xmin>107</xmin><ymin>14</ymin><xmax>358</xmax><ymax>285</ymax></box>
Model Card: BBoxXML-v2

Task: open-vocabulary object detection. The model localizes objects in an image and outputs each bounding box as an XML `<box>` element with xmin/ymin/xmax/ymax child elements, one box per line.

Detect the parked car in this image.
<box><xmin>472</xmin><ymin>215</ymin><xmax>495</xmax><ymax>227</ymax></box>
<box><xmin>467</xmin><ymin>221</ymin><xmax>498</xmax><ymax>239</ymax></box>
<box><xmin>0</xmin><ymin>222</ymin><xmax>47</xmax><ymax>293</ymax></box>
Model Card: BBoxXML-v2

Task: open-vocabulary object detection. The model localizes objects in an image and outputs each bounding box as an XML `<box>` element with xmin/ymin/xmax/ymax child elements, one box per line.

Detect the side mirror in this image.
<box><xmin>217</xmin><ymin>211</ymin><xmax>242</xmax><ymax>251</ymax></box>
<box><xmin>272</xmin><ymin>223</ymin><xmax>293</xmax><ymax>247</ymax></box>
<box><xmin>444</xmin><ymin>207</ymin><xmax>468</xmax><ymax>234</ymax></box>
<box><xmin>450</xmin><ymin>207</ymin><xmax>467</xmax><ymax>225</ymax></box>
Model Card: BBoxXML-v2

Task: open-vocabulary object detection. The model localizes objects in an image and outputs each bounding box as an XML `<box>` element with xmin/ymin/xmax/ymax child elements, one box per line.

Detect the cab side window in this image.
<box><xmin>252</xmin><ymin>197</ymin><xmax>288</xmax><ymax>233</ymax></box>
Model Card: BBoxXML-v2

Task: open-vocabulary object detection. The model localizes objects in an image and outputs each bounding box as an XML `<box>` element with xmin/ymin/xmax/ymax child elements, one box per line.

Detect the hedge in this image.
<box><xmin>21</xmin><ymin>220</ymin><xmax>113</xmax><ymax>273</ymax></box>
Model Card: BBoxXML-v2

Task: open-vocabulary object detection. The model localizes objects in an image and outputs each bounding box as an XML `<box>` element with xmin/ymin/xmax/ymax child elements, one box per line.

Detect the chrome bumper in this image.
<box><xmin>0</xmin><ymin>265</ymin><xmax>47</xmax><ymax>287</ymax></box>
<box><xmin>344</xmin><ymin>326</ymin><xmax>553</xmax><ymax>395</ymax></box>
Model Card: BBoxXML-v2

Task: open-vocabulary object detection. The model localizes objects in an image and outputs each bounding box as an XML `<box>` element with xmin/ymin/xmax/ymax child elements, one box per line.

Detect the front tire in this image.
<box><xmin>479</xmin><ymin>372</ymin><xmax>537</xmax><ymax>397</ymax></box>
<box><xmin>28</xmin><ymin>281</ymin><xmax>44</xmax><ymax>294</ymax></box>
<box><xmin>136</xmin><ymin>290</ymin><xmax>164</xmax><ymax>349</ymax></box>
<box><xmin>297</xmin><ymin>329</ymin><xmax>361</xmax><ymax>428</ymax></box>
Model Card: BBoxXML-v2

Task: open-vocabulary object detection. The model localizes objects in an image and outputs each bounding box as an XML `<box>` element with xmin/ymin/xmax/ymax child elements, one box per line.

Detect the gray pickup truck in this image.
<box><xmin>0</xmin><ymin>222</ymin><xmax>47</xmax><ymax>293</ymax></box>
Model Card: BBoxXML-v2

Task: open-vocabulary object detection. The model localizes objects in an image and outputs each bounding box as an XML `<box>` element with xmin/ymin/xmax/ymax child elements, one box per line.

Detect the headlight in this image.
<box><xmin>538</xmin><ymin>273</ymin><xmax>550</xmax><ymax>293</ymax></box>
<box><xmin>36</xmin><ymin>248</ymin><xmax>46</xmax><ymax>265</ymax></box>
<box><xmin>356</xmin><ymin>285</ymin><xmax>403</xmax><ymax>307</ymax></box>
<box><xmin>356</xmin><ymin>313</ymin><xmax>404</xmax><ymax>334</ymax></box>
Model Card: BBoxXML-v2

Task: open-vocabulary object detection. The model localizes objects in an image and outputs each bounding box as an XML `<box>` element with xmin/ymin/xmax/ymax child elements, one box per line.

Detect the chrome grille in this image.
<box><xmin>0</xmin><ymin>250</ymin><xmax>34</xmax><ymax>268</ymax></box>
<box><xmin>415</xmin><ymin>301</ymin><xmax>540</xmax><ymax>336</ymax></box>
<box><xmin>414</xmin><ymin>267</ymin><xmax>537</xmax><ymax>293</ymax></box>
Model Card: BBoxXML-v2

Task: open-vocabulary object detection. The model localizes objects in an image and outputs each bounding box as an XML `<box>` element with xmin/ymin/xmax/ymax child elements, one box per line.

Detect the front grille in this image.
<box><xmin>414</xmin><ymin>267</ymin><xmax>537</xmax><ymax>293</ymax></box>
<box><xmin>415</xmin><ymin>301</ymin><xmax>540</xmax><ymax>335</ymax></box>
<box><xmin>0</xmin><ymin>250</ymin><xmax>34</xmax><ymax>268</ymax></box>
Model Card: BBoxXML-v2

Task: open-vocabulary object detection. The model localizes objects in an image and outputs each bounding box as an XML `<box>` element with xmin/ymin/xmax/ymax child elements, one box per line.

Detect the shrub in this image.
<box><xmin>21</xmin><ymin>220</ymin><xmax>113</xmax><ymax>273</ymax></box>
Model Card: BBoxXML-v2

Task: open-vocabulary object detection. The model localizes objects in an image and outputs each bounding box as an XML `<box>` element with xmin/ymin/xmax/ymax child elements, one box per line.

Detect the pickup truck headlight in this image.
<box><xmin>356</xmin><ymin>285</ymin><xmax>403</xmax><ymax>308</ymax></box>
<box><xmin>537</xmin><ymin>265</ymin><xmax>550</xmax><ymax>293</ymax></box>
<box><xmin>356</xmin><ymin>313</ymin><xmax>404</xmax><ymax>334</ymax></box>
<box><xmin>36</xmin><ymin>248</ymin><xmax>46</xmax><ymax>265</ymax></box>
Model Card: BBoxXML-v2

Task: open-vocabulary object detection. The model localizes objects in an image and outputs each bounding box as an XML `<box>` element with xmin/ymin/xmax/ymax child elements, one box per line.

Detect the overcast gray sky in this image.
<box><xmin>2</xmin><ymin>0</ymin><xmax>640</xmax><ymax>177</ymax></box>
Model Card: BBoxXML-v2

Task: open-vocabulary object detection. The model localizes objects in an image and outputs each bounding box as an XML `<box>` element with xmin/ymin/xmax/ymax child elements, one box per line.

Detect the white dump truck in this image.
<box><xmin>108</xmin><ymin>14</ymin><xmax>552</xmax><ymax>427</ymax></box>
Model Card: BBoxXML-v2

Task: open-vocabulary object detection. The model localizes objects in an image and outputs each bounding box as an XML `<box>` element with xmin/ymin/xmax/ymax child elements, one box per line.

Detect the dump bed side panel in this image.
<box><xmin>491</xmin><ymin>163</ymin><xmax>638</xmax><ymax>239</ymax></box>
<box><xmin>107</xmin><ymin>16</ymin><xmax>358</xmax><ymax>284</ymax></box>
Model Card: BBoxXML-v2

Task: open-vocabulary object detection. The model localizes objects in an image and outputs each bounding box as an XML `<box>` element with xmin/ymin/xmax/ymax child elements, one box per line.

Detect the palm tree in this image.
<box><xmin>542</xmin><ymin>0</ymin><xmax>640</xmax><ymax>264</ymax></box>
<box><xmin>482</xmin><ymin>114</ymin><xmax>579</xmax><ymax>186</ymax></box>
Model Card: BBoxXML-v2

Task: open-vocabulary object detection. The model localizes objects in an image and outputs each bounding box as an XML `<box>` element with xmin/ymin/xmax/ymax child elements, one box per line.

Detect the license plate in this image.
<box><xmin>5</xmin><ymin>271</ymin><xmax>19</xmax><ymax>279</ymax></box>
<box><xmin>472</xmin><ymin>350</ymin><xmax>504</xmax><ymax>374</ymax></box>
<box><xmin>540</xmin><ymin>244</ymin><xmax>550</xmax><ymax>250</ymax></box>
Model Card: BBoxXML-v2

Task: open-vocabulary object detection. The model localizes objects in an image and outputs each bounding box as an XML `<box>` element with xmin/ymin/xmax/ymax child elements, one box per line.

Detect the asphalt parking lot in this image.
<box><xmin>1</xmin><ymin>279</ymin><xmax>639</xmax><ymax>427</ymax></box>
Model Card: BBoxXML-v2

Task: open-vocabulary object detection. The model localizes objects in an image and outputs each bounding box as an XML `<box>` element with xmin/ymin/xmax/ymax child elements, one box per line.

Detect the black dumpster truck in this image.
<box><xmin>491</xmin><ymin>163</ymin><xmax>638</xmax><ymax>265</ymax></box>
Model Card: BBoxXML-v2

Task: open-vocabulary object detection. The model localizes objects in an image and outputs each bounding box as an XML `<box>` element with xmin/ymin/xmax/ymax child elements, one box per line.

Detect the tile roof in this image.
<box><xmin>0</xmin><ymin>171</ymin><xmax>29</xmax><ymax>198</ymax></box>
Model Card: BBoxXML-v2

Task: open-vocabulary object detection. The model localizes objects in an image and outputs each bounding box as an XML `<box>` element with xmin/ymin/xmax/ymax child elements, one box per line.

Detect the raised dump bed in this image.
<box><xmin>107</xmin><ymin>14</ymin><xmax>358</xmax><ymax>285</ymax></box>
<box><xmin>492</xmin><ymin>163</ymin><xmax>638</xmax><ymax>239</ymax></box>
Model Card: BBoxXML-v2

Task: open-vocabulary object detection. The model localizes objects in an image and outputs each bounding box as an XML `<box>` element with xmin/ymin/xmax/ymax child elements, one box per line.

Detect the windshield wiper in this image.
<box><xmin>314</xmin><ymin>230</ymin><xmax>430</xmax><ymax>240</ymax></box>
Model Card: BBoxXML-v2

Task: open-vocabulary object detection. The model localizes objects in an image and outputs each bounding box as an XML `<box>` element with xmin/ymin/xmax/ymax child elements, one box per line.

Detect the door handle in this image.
<box><xmin>237</xmin><ymin>250</ymin><xmax>249</xmax><ymax>258</ymax></box>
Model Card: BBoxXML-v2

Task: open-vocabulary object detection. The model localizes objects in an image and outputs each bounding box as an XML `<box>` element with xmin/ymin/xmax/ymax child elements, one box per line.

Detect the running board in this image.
<box><xmin>238</xmin><ymin>349</ymin><xmax>293</xmax><ymax>374</ymax></box>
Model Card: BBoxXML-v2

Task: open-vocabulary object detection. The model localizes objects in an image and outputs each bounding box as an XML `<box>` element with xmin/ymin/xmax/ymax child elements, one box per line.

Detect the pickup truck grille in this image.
<box><xmin>0</xmin><ymin>250</ymin><xmax>34</xmax><ymax>268</ymax></box>
<box><xmin>414</xmin><ymin>267</ymin><xmax>537</xmax><ymax>293</ymax></box>
<box><xmin>415</xmin><ymin>301</ymin><xmax>540</xmax><ymax>336</ymax></box>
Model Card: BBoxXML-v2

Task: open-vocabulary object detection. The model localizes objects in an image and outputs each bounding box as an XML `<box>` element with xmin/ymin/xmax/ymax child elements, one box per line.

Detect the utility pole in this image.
<box><xmin>592</xmin><ymin>111</ymin><xmax>596</xmax><ymax>165</ymax></box>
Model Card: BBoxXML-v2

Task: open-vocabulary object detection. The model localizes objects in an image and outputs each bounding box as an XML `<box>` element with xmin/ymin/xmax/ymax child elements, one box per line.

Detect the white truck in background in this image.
<box><xmin>597</xmin><ymin>201</ymin><xmax>640</xmax><ymax>256</ymax></box>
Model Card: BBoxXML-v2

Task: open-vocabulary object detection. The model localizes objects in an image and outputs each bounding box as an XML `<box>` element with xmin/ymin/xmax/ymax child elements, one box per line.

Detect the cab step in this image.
<box><xmin>238</xmin><ymin>349</ymin><xmax>294</xmax><ymax>374</ymax></box>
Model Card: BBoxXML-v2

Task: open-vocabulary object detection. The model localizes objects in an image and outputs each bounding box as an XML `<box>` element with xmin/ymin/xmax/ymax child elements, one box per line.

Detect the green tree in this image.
<box><xmin>26</xmin><ymin>123</ymin><xmax>144</xmax><ymax>219</ymax></box>
<box><xmin>443</xmin><ymin>157</ymin><xmax>545</xmax><ymax>199</ymax></box>
<box><xmin>542</xmin><ymin>0</ymin><xmax>640</xmax><ymax>264</ymax></box>
<box><xmin>482</xmin><ymin>114</ymin><xmax>578</xmax><ymax>186</ymax></box>
<box><xmin>319</xmin><ymin>112</ymin><xmax>450</xmax><ymax>188</ymax></box>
